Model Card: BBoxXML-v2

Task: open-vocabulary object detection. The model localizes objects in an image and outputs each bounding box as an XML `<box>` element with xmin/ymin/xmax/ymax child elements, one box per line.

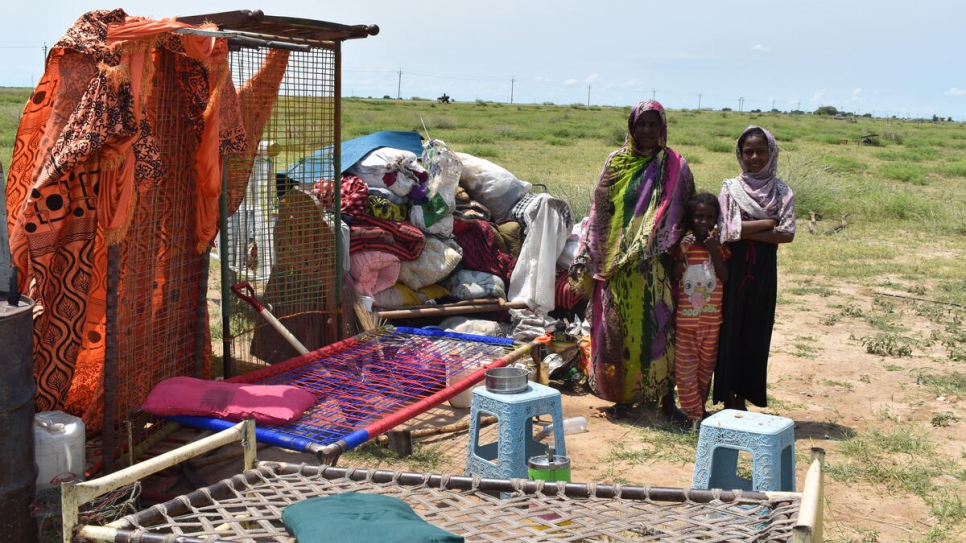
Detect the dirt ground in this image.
<box><xmin>548</xmin><ymin>276</ymin><xmax>965</xmax><ymax>541</ymax></box>
<box><xmin>167</xmin><ymin>273</ymin><xmax>964</xmax><ymax>542</ymax></box>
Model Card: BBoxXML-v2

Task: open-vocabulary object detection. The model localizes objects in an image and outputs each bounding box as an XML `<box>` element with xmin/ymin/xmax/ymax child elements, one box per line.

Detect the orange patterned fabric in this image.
<box><xmin>4</xmin><ymin>9</ymin><xmax>260</xmax><ymax>422</ymax></box>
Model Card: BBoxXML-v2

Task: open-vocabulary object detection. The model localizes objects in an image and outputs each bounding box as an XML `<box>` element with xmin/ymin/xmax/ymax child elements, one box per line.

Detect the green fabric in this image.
<box><xmin>604</xmin><ymin>152</ymin><xmax>660</xmax><ymax>277</ymax></box>
<box><xmin>418</xmin><ymin>193</ymin><xmax>451</xmax><ymax>227</ymax></box>
<box><xmin>495</xmin><ymin>221</ymin><xmax>524</xmax><ymax>257</ymax></box>
<box><xmin>365</xmin><ymin>195</ymin><xmax>409</xmax><ymax>222</ymax></box>
<box><xmin>281</xmin><ymin>493</ymin><xmax>463</xmax><ymax>543</ymax></box>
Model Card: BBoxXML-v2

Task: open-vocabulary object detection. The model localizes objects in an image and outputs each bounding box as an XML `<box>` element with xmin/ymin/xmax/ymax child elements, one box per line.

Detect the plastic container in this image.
<box><xmin>447</xmin><ymin>361</ymin><xmax>485</xmax><ymax>408</ymax></box>
<box><xmin>535</xmin><ymin>416</ymin><xmax>587</xmax><ymax>440</ymax></box>
<box><xmin>34</xmin><ymin>411</ymin><xmax>86</xmax><ymax>490</ymax></box>
<box><xmin>528</xmin><ymin>450</ymin><xmax>572</xmax><ymax>482</ymax></box>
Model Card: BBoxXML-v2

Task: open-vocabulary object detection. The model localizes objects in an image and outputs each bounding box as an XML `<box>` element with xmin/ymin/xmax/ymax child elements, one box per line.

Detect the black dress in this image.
<box><xmin>712</xmin><ymin>239</ymin><xmax>778</xmax><ymax>407</ymax></box>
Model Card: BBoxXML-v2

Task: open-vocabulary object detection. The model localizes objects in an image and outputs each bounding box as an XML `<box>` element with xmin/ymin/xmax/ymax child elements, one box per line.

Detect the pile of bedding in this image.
<box><xmin>299</xmin><ymin>131</ymin><xmax>587</xmax><ymax>320</ymax></box>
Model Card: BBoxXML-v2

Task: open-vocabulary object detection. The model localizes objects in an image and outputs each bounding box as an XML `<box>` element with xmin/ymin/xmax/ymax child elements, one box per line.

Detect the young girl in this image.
<box><xmin>713</xmin><ymin>126</ymin><xmax>796</xmax><ymax>411</ymax></box>
<box><xmin>673</xmin><ymin>193</ymin><xmax>730</xmax><ymax>424</ymax></box>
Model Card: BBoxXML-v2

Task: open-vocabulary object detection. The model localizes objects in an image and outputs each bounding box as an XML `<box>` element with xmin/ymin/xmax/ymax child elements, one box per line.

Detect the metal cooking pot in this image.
<box><xmin>484</xmin><ymin>367</ymin><xmax>529</xmax><ymax>394</ymax></box>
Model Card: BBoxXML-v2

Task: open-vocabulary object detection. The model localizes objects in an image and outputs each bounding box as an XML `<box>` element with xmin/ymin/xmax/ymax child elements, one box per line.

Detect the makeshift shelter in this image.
<box><xmin>4</xmin><ymin>9</ymin><xmax>377</xmax><ymax>470</ymax></box>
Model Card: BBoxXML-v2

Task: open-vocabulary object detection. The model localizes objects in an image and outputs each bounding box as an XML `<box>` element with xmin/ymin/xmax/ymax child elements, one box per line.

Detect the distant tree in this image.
<box><xmin>770</xmin><ymin>108</ymin><xmax>781</xmax><ymax>114</ymax></box>
<box><xmin>862</xmin><ymin>113</ymin><xmax>872</xmax><ymax>117</ymax></box>
<box><xmin>751</xmin><ymin>108</ymin><xmax>762</xmax><ymax>113</ymax></box>
<box><xmin>383</xmin><ymin>95</ymin><xmax>392</xmax><ymax>100</ymax></box>
<box><xmin>722</xmin><ymin>107</ymin><xmax>732</xmax><ymax>112</ymax></box>
<box><xmin>815</xmin><ymin>106</ymin><xmax>839</xmax><ymax>116</ymax></box>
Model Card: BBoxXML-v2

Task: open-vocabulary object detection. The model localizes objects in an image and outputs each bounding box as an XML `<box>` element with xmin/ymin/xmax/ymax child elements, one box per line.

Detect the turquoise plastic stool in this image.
<box><xmin>465</xmin><ymin>382</ymin><xmax>565</xmax><ymax>480</ymax></box>
<box><xmin>691</xmin><ymin>409</ymin><xmax>796</xmax><ymax>492</ymax></box>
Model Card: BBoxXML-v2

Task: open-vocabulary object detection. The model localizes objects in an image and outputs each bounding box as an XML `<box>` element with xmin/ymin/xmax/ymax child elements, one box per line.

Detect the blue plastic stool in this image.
<box><xmin>691</xmin><ymin>409</ymin><xmax>796</xmax><ymax>492</ymax></box>
<box><xmin>465</xmin><ymin>382</ymin><xmax>565</xmax><ymax>481</ymax></box>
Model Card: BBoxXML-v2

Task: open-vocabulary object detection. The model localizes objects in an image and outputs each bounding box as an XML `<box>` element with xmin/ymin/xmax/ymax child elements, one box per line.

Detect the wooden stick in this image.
<box><xmin>791</xmin><ymin>448</ymin><xmax>825</xmax><ymax>543</ymax></box>
<box><xmin>872</xmin><ymin>291</ymin><xmax>964</xmax><ymax>308</ymax></box>
<box><xmin>374</xmin><ymin>415</ymin><xmax>497</xmax><ymax>445</ymax></box>
<box><xmin>807</xmin><ymin>211</ymin><xmax>818</xmax><ymax>235</ymax></box>
<box><xmin>824</xmin><ymin>213</ymin><xmax>850</xmax><ymax>235</ymax></box>
<box><xmin>376</xmin><ymin>299</ymin><xmax>529</xmax><ymax>320</ymax></box>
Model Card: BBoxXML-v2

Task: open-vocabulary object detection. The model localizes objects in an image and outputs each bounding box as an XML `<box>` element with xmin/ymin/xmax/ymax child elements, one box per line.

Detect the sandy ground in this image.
<box><xmin>150</xmin><ymin>273</ymin><xmax>964</xmax><ymax>542</ymax></box>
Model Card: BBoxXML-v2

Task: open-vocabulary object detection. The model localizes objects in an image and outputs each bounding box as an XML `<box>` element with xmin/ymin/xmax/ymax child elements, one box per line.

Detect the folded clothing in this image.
<box><xmin>350</xmin><ymin>250</ymin><xmax>400</xmax><ymax>297</ymax></box>
<box><xmin>142</xmin><ymin>376</ymin><xmax>316</xmax><ymax>426</ymax></box>
<box><xmin>282</xmin><ymin>494</ymin><xmax>463</xmax><ymax>543</ymax></box>
<box><xmin>448</xmin><ymin>269</ymin><xmax>506</xmax><ymax>300</ymax></box>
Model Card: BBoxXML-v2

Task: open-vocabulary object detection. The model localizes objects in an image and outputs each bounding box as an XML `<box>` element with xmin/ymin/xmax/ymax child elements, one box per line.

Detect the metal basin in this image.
<box><xmin>484</xmin><ymin>367</ymin><xmax>529</xmax><ymax>394</ymax></box>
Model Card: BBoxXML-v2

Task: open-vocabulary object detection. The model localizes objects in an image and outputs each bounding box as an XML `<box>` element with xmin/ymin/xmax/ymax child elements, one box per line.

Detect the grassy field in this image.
<box><xmin>4</xmin><ymin>89</ymin><xmax>966</xmax><ymax>541</ymax></box>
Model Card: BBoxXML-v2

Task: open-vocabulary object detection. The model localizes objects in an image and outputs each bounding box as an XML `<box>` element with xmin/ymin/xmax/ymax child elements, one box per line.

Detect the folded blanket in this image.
<box><xmin>350</xmin><ymin>214</ymin><xmax>426</xmax><ymax>261</ymax></box>
<box><xmin>448</xmin><ymin>269</ymin><xmax>506</xmax><ymax>301</ymax></box>
<box><xmin>350</xmin><ymin>250</ymin><xmax>400</xmax><ymax>296</ymax></box>
<box><xmin>282</xmin><ymin>494</ymin><xmax>463</xmax><ymax>543</ymax></box>
<box><xmin>397</xmin><ymin>236</ymin><xmax>462</xmax><ymax>291</ymax></box>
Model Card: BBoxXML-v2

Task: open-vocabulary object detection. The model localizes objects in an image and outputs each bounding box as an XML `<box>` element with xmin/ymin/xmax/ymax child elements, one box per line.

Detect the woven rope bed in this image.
<box><xmin>67</xmin><ymin>416</ymin><xmax>824</xmax><ymax>543</ymax></box>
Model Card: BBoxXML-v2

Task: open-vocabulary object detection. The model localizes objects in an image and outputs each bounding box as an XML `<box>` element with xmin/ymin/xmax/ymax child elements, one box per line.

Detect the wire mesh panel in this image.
<box><xmin>107</xmin><ymin>48</ymin><xmax>222</xmax><ymax>460</ymax></box>
<box><xmin>218</xmin><ymin>44</ymin><xmax>344</xmax><ymax>376</ymax></box>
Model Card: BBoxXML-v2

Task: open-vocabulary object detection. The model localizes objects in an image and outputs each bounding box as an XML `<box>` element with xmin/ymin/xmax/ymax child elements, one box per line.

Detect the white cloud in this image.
<box><xmin>852</xmin><ymin>87</ymin><xmax>862</xmax><ymax>97</ymax></box>
<box><xmin>563</xmin><ymin>79</ymin><xmax>577</xmax><ymax>86</ymax></box>
<box><xmin>946</xmin><ymin>87</ymin><xmax>966</xmax><ymax>96</ymax></box>
<box><xmin>585</xmin><ymin>74</ymin><xmax>599</xmax><ymax>84</ymax></box>
<box><xmin>810</xmin><ymin>89</ymin><xmax>826</xmax><ymax>104</ymax></box>
<box><xmin>751</xmin><ymin>44</ymin><xmax>771</xmax><ymax>52</ymax></box>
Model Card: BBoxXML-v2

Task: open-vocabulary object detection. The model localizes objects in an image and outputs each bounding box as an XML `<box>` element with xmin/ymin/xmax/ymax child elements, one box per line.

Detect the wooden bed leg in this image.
<box><xmin>388</xmin><ymin>429</ymin><xmax>414</xmax><ymax>456</ymax></box>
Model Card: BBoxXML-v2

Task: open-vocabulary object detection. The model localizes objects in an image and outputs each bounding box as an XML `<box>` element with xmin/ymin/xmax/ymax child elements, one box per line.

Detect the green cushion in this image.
<box><xmin>281</xmin><ymin>493</ymin><xmax>463</xmax><ymax>543</ymax></box>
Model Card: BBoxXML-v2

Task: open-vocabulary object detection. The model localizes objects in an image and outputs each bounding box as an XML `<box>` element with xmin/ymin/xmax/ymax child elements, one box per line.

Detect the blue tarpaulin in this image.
<box><xmin>282</xmin><ymin>130</ymin><xmax>424</xmax><ymax>186</ymax></box>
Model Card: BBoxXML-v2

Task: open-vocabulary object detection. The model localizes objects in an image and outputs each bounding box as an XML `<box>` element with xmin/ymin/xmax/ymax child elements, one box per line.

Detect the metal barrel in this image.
<box><xmin>0</xmin><ymin>295</ymin><xmax>38</xmax><ymax>543</ymax></box>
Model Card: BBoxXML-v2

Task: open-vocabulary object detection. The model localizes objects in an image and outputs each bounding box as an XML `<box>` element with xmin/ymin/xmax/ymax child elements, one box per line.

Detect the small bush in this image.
<box><xmin>879</xmin><ymin>163</ymin><xmax>926</xmax><ymax>184</ymax></box>
<box><xmin>461</xmin><ymin>145</ymin><xmax>499</xmax><ymax>158</ymax></box>
<box><xmin>861</xmin><ymin>333</ymin><xmax>912</xmax><ymax>357</ymax></box>
<box><xmin>825</xmin><ymin>156</ymin><xmax>868</xmax><ymax>173</ymax></box>
<box><xmin>703</xmin><ymin>139</ymin><xmax>732</xmax><ymax>153</ymax></box>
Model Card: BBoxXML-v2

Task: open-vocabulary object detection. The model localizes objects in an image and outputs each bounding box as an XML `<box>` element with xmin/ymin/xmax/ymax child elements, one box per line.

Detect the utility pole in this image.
<box><xmin>510</xmin><ymin>78</ymin><xmax>515</xmax><ymax>104</ymax></box>
<box><xmin>652</xmin><ymin>89</ymin><xmax>656</xmax><ymax>101</ymax></box>
<box><xmin>396</xmin><ymin>70</ymin><xmax>402</xmax><ymax>100</ymax></box>
<box><xmin>698</xmin><ymin>94</ymin><xmax>702</xmax><ymax>110</ymax></box>
<box><xmin>771</xmin><ymin>99</ymin><xmax>775</xmax><ymax>111</ymax></box>
<box><xmin>738</xmin><ymin>97</ymin><xmax>744</xmax><ymax>112</ymax></box>
<box><xmin>587</xmin><ymin>84</ymin><xmax>591</xmax><ymax>107</ymax></box>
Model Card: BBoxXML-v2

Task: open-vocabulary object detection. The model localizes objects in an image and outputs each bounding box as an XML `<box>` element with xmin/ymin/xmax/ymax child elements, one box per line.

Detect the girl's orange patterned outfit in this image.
<box><xmin>675</xmin><ymin>242</ymin><xmax>730</xmax><ymax>420</ymax></box>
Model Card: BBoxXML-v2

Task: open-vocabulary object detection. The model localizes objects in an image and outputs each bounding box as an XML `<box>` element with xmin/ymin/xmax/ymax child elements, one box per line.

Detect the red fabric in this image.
<box><xmin>142</xmin><ymin>376</ymin><xmax>317</xmax><ymax>426</ymax></box>
<box><xmin>315</xmin><ymin>175</ymin><xmax>369</xmax><ymax>217</ymax></box>
<box><xmin>350</xmin><ymin>214</ymin><xmax>425</xmax><ymax>261</ymax></box>
<box><xmin>452</xmin><ymin>218</ymin><xmax>516</xmax><ymax>284</ymax></box>
<box><xmin>554</xmin><ymin>269</ymin><xmax>582</xmax><ymax>311</ymax></box>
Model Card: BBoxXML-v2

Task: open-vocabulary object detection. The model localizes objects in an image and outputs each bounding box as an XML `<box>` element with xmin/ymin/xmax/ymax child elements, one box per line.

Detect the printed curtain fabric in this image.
<box><xmin>4</xmin><ymin>9</ymin><xmax>284</xmax><ymax>423</ymax></box>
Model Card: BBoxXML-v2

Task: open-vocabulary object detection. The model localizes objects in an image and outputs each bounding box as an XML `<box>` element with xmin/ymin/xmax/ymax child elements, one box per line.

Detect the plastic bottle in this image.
<box><xmin>535</xmin><ymin>416</ymin><xmax>587</xmax><ymax>440</ymax></box>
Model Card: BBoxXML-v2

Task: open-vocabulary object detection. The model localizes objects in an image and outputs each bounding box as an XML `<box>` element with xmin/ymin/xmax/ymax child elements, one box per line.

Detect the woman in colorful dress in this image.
<box><xmin>570</xmin><ymin>100</ymin><xmax>694</xmax><ymax>419</ymax></box>
<box><xmin>713</xmin><ymin>126</ymin><xmax>796</xmax><ymax>410</ymax></box>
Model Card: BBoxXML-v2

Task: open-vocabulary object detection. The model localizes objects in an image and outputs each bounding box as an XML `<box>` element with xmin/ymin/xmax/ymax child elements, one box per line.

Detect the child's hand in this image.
<box><xmin>681</xmin><ymin>233</ymin><xmax>695</xmax><ymax>251</ymax></box>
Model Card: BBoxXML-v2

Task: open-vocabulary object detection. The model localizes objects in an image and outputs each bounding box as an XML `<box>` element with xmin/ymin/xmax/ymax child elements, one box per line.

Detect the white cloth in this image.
<box><xmin>508</xmin><ymin>196</ymin><xmax>573</xmax><ymax>315</ymax></box>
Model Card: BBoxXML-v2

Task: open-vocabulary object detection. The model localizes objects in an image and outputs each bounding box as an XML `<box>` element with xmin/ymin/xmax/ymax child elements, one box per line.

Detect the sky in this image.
<box><xmin>2</xmin><ymin>1</ymin><xmax>965</xmax><ymax>120</ymax></box>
